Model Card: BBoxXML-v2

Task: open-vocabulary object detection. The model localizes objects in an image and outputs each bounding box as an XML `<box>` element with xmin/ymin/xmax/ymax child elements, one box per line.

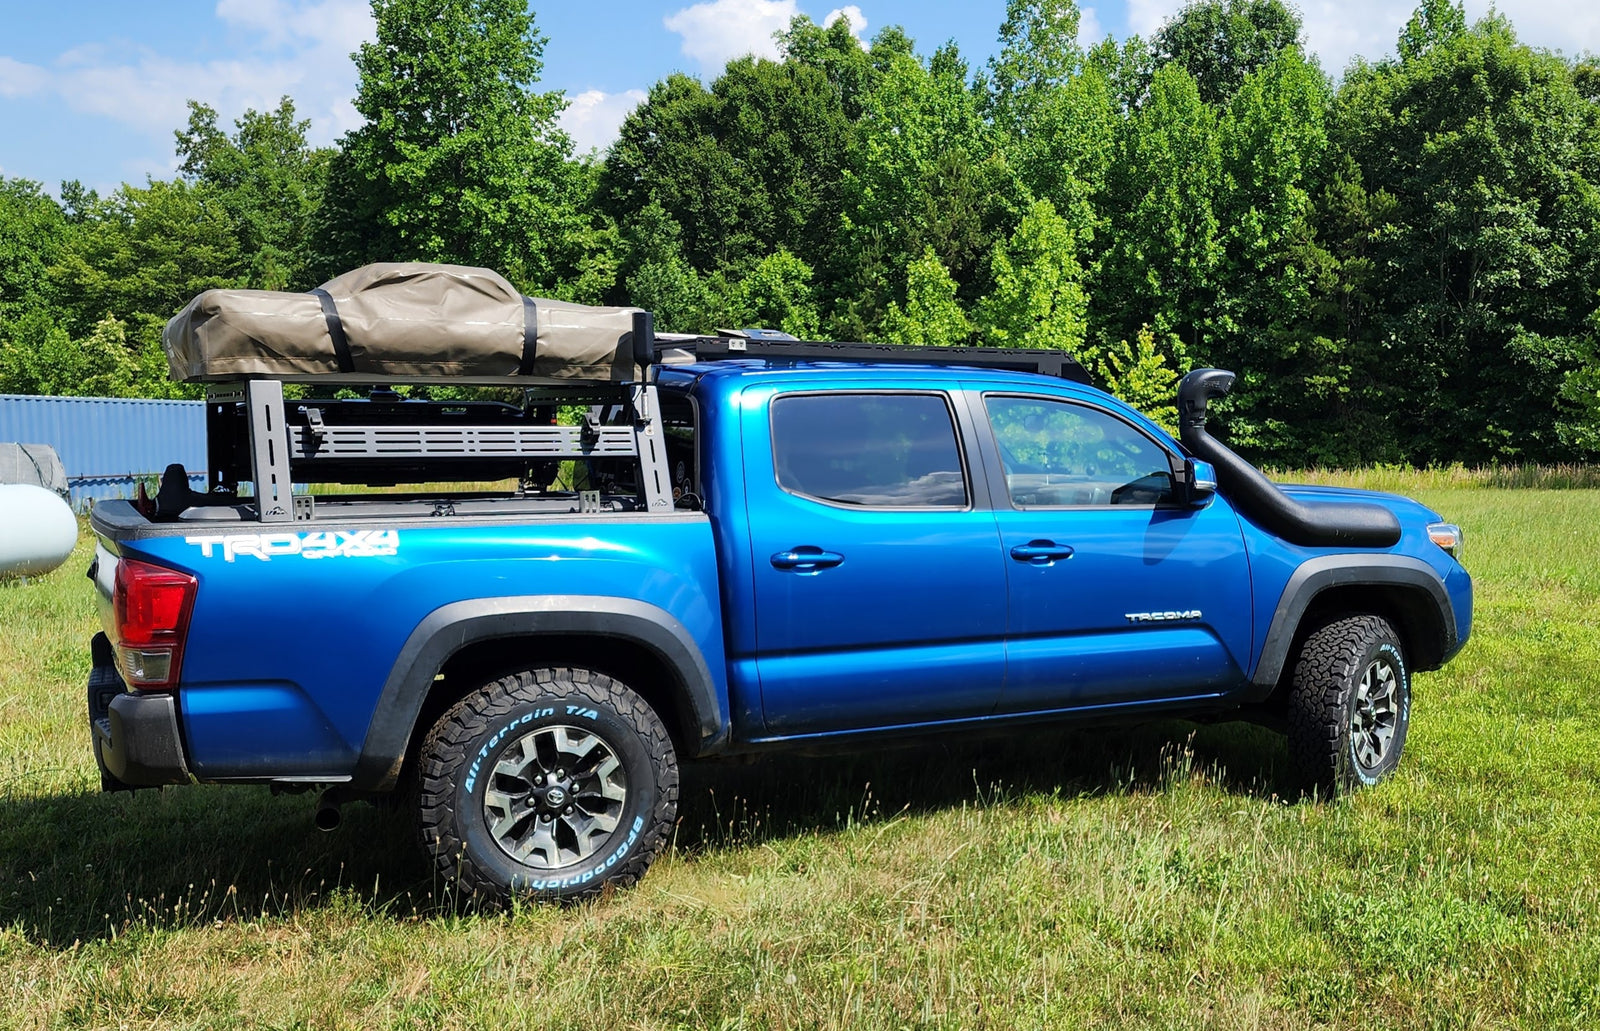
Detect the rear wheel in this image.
<box><xmin>1285</xmin><ymin>615</ymin><xmax>1411</xmax><ymax>795</ymax></box>
<box><xmin>417</xmin><ymin>666</ymin><xmax>678</xmax><ymax>902</ymax></box>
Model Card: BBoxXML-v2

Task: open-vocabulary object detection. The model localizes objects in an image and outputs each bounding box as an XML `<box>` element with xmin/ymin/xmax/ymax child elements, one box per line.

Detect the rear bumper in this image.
<box><xmin>88</xmin><ymin>632</ymin><xmax>192</xmax><ymax>789</ymax></box>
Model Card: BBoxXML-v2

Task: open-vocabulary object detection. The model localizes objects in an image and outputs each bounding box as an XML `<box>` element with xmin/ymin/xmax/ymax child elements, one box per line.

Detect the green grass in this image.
<box><xmin>3</xmin><ymin>473</ymin><xmax>1599</xmax><ymax>1029</ymax></box>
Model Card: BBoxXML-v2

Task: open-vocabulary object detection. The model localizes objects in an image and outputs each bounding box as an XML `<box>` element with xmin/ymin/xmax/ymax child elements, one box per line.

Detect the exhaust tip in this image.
<box><xmin>313</xmin><ymin>789</ymin><xmax>345</xmax><ymax>832</ymax></box>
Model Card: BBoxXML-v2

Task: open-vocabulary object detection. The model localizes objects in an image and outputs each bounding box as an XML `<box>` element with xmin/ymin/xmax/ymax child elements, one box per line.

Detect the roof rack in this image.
<box><xmin>657</xmin><ymin>332</ymin><xmax>1092</xmax><ymax>385</ymax></box>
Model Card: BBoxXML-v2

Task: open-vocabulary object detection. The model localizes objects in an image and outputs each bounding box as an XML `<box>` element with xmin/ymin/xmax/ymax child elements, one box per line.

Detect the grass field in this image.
<box><xmin>2</xmin><ymin>473</ymin><xmax>1597</xmax><ymax>1029</ymax></box>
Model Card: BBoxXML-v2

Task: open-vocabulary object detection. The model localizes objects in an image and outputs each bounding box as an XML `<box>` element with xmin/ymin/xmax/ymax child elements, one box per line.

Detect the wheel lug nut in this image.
<box><xmin>556</xmin><ymin>769</ymin><xmax>566</xmax><ymax>779</ymax></box>
<box><xmin>534</xmin><ymin>774</ymin><xmax>544</xmax><ymax>785</ymax></box>
<box><xmin>563</xmin><ymin>805</ymin><xmax>573</xmax><ymax>815</ymax></box>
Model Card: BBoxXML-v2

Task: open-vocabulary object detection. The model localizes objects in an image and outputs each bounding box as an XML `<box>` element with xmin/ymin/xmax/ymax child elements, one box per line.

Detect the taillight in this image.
<box><xmin>112</xmin><ymin>558</ymin><xmax>197</xmax><ymax>690</ymax></box>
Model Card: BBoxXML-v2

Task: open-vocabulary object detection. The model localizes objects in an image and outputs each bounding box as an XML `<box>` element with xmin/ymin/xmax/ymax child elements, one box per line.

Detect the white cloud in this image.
<box><xmin>1126</xmin><ymin>0</ymin><xmax>1600</xmax><ymax>81</ymax></box>
<box><xmin>1125</xmin><ymin>0</ymin><xmax>1182</xmax><ymax>39</ymax></box>
<box><xmin>214</xmin><ymin>0</ymin><xmax>374</xmax><ymax>56</ymax></box>
<box><xmin>1289</xmin><ymin>0</ymin><xmax>1406</xmax><ymax>76</ymax></box>
<box><xmin>1126</xmin><ymin>0</ymin><xmax>1396</xmax><ymax>80</ymax></box>
<box><xmin>2</xmin><ymin>0</ymin><xmax>372</xmax><ymax>169</ymax></box>
<box><xmin>1275</xmin><ymin>0</ymin><xmax>1600</xmax><ymax>80</ymax></box>
<box><xmin>0</xmin><ymin>57</ymin><xmax>48</xmax><ymax>98</ymax></box>
<box><xmin>1079</xmin><ymin>5</ymin><xmax>1104</xmax><ymax>47</ymax></box>
<box><xmin>1462</xmin><ymin>0</ymin><xmax>1600</xmax><ymax>59</ymax></box>
<box><xmin>823</xmin><ymin>5</ymin><xmax>868</xmax><ymax>39</ymax></box>
<box><xmin>560</xmin><ymin>88</ymin><xmax>648</xmax><ymax>155</ymax></box>
<box><xmin>664</xmin><ymin>0</ymin><xmax>799</xmax><ymax>73</ymax></box>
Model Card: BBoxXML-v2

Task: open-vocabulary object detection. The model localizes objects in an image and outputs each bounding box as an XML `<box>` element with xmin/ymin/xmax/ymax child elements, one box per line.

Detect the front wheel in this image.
<box><xmin>417</xmin><ymin>667</ymin><xmax>678</xmax><ymax>902</ymax></box>
<box><xmin>1285</xmin><ymin>614</ymin><xmax>1411</xmax><ymax>795</ymax></box>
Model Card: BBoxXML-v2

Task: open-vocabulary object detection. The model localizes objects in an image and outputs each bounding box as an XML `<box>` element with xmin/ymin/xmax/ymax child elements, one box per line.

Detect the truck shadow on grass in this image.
<box><xmin>0</xmin><ymin>719</ymin><xmax>1286</xmax><ymax>947</ymax></box>
<box><xmin>673</xmin><ymin>717</ymin><xmax>1289</xmax><ymax>853</ymax></box>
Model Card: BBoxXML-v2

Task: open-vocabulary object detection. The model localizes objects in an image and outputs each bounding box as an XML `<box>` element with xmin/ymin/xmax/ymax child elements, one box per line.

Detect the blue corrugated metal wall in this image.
<box><xmin>0</xmin><ymin>394</ymin><xmax>207</xmax><ymax>509</ymax></box>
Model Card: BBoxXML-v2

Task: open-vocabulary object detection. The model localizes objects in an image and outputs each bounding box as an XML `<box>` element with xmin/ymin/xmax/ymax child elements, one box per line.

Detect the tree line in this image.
<box><xmin>1</xmin><ymin>0</ymin><xmax>1597</xmax><ymax>466</ymax></box>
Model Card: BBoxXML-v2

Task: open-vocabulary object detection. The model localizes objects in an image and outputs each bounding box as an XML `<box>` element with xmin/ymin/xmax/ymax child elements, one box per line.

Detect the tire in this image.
<box><xmin>1285</xmin><ymin>614</ymin><xmax>1411</xmax><ymax>795</ymax></box>
<box><xmin>417</xmin><ymin>666</ymin><xmax>678</xmax><ymax>903</ymax></box>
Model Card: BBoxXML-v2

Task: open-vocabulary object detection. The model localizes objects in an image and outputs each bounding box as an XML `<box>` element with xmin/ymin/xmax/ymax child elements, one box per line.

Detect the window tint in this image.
<box><xmin>772</xmin><ymin>393</ymin><xmax>967</xmax><ymax>507</ymax></box>
<box><xmin>985</xmin><ymin>396</ymin><xmax>1174</xmax><ymax>507</ymax></box>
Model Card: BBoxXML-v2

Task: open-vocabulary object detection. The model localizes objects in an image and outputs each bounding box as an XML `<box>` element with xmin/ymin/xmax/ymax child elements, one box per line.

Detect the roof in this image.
<box><xmin>658</xmin><ymin>357</ymin><xmax>1123</xmax><ymax>407</ymax></box>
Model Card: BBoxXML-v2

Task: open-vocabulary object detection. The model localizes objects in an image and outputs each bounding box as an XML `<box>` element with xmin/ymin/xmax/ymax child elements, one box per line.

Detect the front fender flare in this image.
<box><xmin>1249</xmin><ymin>554</ymin><xmax>1456</xmax><ymax>693</ymax></box>
<box><xmin>351</xmin><ymin>595</ymin><xmax>728</xmax><ymax>791</ymax></box>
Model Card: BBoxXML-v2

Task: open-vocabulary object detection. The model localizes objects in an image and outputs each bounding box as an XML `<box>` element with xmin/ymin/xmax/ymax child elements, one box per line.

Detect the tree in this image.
<box><xmin>880</xmin><ymin>246</ymin><xmax>972</xmax><ymax>346</ymax></box>
<box><xmin>1557</xmin><ymin>306</ymin><xmax>1600</xmax><ymax>453</ymax></box>
<box><xmin>0</xmin><ymin>178</ymin><xmax>66</xmax><ymax>362</ymax></box>
<box><xmin>1326</xmin><ymin>3</ymin><xmax>1600</xmax><ymax>461</ymax></box>
<box><xmin>1151</xmin><ymin>0</ymin><xmax>1304</xmax><ymax>106</ymax></box>
<box><xmin>1097</xmin><ymin>327</ymin><xmax>1183</xmax><ymax>432</ymax></box>
<box><xmin>732</xmin><ymin>250</ymin><xmax>821</xmax><ymax>338</ymax></box>
<box><xmin>830</xmin><ymin>38</ymin><xmax>1023</xmax><ymax>338</ymax></box>
<box><xmin>975</xmin><ymin>199</ymin><xmax>1089</xmax><ymax>352</ymax></box>
<box><xmin>597</xmin><ymin>57</ymin><xmax>850</xmax><ymax>277</ymax></box>
<box><xmin>52</xmin><ymin>178</ymin><xmax>245</xmax><ymax>336</ymax></box>
<box><xmin>599</xmin><ymin>74</ymin><xmax>762</xmax><ymax>275</ymax></box>
<box><xmin>0</xmin><ymin>312</ymin><xmax>141</xmax><ymax>397</ymax></box>
<box><xmin>313</xmin><ymin>0</ymin><xmax>579</xmax><ymax>291</ymax></box>
<box><xmin>1094</xmin><ymin>64</ymin><xmax>1223</xmax><ymax>357</ymax></box>
<box><xmin>983</xmin><ymin>0</ymin><xmax>1083</xmax><ymax>129</ymax></box>
<box><xmin>175</xmin><ymin>98</ymin><xmax>331</xmax><ymax>290</ymax></box>
<box><xmin>1396</xmin><ymin>0</ymin><xmax>1466</xmax><ymax>62</ymax></box>
<box><xmin>778</xmin><ymin>14</ymin><xmax>881</xmax><ymax>120</ymax></box>
<box><xmin>1206</xmin><ymin>47</ymin><xmax>1333</xmax><ymax>456</ymax></box>
<box><xmin>1005</xmin><ymin>63</ymin><xmax>1116</xmax><ymax>246</ymax></box>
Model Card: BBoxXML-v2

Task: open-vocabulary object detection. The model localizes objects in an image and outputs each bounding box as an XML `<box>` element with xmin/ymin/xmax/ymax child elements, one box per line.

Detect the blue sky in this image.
<box><xmin>0</xmin><ymin>1</ymin><xmax>1591</xmax><ymax>194</ymax></box>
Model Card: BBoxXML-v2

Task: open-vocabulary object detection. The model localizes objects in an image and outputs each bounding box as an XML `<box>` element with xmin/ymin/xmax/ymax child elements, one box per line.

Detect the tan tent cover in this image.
<box><xmin>163</xmin><ymin>262</ymin><xmax>644</xmax><ymax>382</ymax></box>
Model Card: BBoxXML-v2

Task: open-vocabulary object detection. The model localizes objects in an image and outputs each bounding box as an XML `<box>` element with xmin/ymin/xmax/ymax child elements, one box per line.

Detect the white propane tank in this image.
<box><xmin>0</xmin><ymin>483</ymin><xmax>78</xmax><ymax>577</ymax></box>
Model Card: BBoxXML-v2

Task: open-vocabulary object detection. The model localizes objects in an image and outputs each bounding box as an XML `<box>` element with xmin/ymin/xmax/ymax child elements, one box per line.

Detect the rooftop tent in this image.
<box><xmin>163</xmin><ymin>262</ymin><xmax>646</xmax><ymax>383</ymax></box>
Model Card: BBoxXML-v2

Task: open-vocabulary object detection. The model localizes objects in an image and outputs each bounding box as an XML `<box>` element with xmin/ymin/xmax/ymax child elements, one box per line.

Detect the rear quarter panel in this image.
<box><xmin>116</xmin><ymin>516</ymin><xmax>725</xmax><ymax>779</ymax></box>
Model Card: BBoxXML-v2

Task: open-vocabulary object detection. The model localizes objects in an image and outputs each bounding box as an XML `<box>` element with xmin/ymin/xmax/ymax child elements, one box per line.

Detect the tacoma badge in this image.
<box><xmin>1124</xmin><ymin>610</ymin><xmax>1203</xmax><ymax>623</ymax></box>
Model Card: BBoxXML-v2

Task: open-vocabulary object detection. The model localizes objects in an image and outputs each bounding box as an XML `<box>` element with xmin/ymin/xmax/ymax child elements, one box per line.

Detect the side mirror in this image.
<box><xmin>1186</xmin><ymin>459</ymin><xmax>1217</xmax><ymax>505</ymax></box>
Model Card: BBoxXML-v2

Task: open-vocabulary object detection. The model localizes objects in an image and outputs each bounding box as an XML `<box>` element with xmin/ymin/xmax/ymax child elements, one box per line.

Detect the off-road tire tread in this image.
<box><xmin>1285</xmin><ymin>614</ymin><xmax>1401</xmax><ymax>796</ymax></box>
<box><xmin>416</xmin><ymin>666</ymin><xmax>678</xmax><ymax>903</ymax></box>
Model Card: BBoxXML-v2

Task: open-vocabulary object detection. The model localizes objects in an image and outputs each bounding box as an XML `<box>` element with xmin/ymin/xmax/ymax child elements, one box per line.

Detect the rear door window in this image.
<box><xmin>771</xmin><ymin>393</ymin><xmax>968</xmax><ymax>508</ymax></box>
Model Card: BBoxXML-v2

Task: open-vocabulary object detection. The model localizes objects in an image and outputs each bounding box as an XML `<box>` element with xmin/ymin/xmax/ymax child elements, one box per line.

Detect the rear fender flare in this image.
<box><xmin>352</xmin><ymin>595</ymin><xmax>727</xmax><ymax>791</ymax></box>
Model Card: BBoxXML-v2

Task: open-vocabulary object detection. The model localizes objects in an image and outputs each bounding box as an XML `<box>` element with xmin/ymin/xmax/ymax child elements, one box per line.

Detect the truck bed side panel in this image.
<box><xmin>115</xmin><ymin>515</ymin><xmax>725</xmax><ymax>779</ymax></box>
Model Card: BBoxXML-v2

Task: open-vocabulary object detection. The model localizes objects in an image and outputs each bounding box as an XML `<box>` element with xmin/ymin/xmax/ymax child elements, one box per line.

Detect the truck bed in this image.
<box><xmin>90</xmin><ymin>501</ymin><xmax>728</xmax><ymax>781</ymax></box>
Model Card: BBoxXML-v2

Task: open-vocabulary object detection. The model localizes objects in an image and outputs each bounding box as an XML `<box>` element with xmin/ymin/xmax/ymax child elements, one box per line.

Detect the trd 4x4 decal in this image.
<box><xmin>184</xmin><ymin>529</ymin><xmax>399</xmax><ymax>562</ymax></box>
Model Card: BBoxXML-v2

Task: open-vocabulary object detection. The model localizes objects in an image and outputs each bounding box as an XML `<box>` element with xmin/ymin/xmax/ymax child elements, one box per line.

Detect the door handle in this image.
<box><xmin>1010</xmin><ymin>540</ymin><xmax>1075</xmax><ymax>564</ymax></box>
<box><xmin>771</xmin><ymin>546</ymin><xmax>845</xmax><ymax>572</ymax></box>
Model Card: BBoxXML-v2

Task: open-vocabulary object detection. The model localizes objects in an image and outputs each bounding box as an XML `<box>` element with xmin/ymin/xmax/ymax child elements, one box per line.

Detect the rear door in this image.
<box><xmin>743</xmin><ymin>384</ymin><xmax>1008</xmax><ymax>735</ymax></box>
<box><xmin>975</xmin><ymin>391</ymin><xmax>1254</xmax><ymax>712</ymax></box>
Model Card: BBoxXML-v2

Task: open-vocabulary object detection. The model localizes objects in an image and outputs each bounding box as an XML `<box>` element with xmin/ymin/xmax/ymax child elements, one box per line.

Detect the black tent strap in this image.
<box><xmin>518</xmin><ymin>297</ymin><xmax>539</xmax><ymax>376</ymax></box>
<box><xmin>310</xmin><ymin>288</ymin><xmax>355</xmax><ymax>374</ymax></box>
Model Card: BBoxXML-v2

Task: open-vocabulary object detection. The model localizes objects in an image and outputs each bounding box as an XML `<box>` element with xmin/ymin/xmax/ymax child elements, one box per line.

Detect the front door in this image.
<box><xmin>976</xmin><ymin>392</ymin><xmax>1254</xmax><ymax>713</ymax></box>
<box><xmin>746</xmin><ymin>387</ymin><xmax>1008</xmax><ymax>735</ymax></box>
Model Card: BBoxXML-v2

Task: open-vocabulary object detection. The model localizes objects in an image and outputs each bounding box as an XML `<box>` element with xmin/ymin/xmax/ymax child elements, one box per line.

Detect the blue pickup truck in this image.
<box><xmin>87</xmin><ymin>331</ymin><xmax>1471</xmax><ymax>902</ymax></box>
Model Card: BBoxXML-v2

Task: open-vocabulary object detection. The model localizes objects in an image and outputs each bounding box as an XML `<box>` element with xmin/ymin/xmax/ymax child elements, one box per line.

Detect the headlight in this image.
<box><xmin>1427</xmin><ymin>522</ymin><xmax>1463</xmax><ymax>559</ymax></box>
